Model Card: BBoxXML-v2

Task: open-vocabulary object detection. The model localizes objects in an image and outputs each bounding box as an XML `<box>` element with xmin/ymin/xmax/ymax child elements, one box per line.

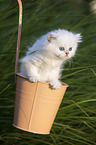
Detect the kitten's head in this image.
<box><xmin>47</xmin><ymin>29</ymin><xmax>82</xmax><ymax>60</ymax></box>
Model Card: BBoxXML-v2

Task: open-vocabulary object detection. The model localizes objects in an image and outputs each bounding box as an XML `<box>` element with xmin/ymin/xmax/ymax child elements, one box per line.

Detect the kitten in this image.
<box><xmin>20</xmin><ymin>29</ymin><xmax>82</xmax><ymax>89</ymax></box>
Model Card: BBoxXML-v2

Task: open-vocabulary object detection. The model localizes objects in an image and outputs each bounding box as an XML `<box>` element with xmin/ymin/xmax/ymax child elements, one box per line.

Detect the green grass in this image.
<box><xmin>0</xmin><ymin>0</ymin><xmax>96</xmax><ymax>144</ymax></box>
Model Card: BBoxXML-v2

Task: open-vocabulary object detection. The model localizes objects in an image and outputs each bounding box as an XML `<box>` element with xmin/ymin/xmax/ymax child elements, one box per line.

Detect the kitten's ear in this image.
<box><xmin>75</xmin><ymin>33</ymin><xmax>82</xmax><ymax>42</ymax></box>
<box><xmin>48</xmin><ymin>33</ymin><xmax>56</xmax><ymax>42</ymax></box>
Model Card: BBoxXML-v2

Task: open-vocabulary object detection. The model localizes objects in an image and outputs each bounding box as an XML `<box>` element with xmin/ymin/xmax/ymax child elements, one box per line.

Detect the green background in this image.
<box><xmin>0</xmin><ymin>0</ymin><xmax>96</xmax><ymax>144</ymax></box>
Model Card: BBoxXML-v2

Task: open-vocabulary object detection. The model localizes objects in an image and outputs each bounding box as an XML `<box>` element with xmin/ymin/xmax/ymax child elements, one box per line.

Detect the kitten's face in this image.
<box><xmin>52</xmin><ymin>40</ymin><xmax>78</xmax><ymax>60</ymax></box>
<box><xmin>47</xmin><ymin>29</ymin><xmax>82</xmax><ymax>60</ymax></box>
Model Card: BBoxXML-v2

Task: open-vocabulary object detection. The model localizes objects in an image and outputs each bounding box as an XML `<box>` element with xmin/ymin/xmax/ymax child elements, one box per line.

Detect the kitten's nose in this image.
<box><xmin>65</xmin><ymin>52</ymin><xmax>69</xmax><ymax>56</ymax></box>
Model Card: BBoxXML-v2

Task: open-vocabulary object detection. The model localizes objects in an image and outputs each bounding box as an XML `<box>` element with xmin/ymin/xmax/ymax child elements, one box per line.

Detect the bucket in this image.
<box><xmin>13</xmin><ymin>0</ymin><xmax>69</xmax><ymax>134</ymax></box>
<box><xmin>13</xmin><ymin>73</ymin><xmax>68</xmax><ymax>134</ymax></box>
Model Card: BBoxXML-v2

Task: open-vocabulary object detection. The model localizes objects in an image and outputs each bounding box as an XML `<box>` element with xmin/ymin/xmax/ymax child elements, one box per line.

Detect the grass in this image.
<box><xmin>0</xmin><ymin>0</ymin><xmax>96</xmax><ymax>144</ymax></box>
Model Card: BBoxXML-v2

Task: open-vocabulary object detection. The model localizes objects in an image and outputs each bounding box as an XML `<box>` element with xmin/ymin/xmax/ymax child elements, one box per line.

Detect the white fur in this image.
<box><xmin>20</xmin><ymin>29</ymin><xmax>82</xmax><ymax>89</ymax></box>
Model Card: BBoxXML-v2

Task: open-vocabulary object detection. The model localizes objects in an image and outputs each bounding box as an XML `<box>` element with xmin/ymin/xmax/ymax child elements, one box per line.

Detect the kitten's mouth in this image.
<box><xmin>66</xmin><ymin>54</ymin><xmax>69</xmax><ymax>57</ymax></box>
<box><xmin>55</xmin><ymin>54</ymin><xmax>69</xmax><ymax>59</ymax></box>
<box><xmin>65</xmin><ymin>55</ymin><xmax>69</xmax><ymax>60</ymax></box>
<box><xmin>55</xmin><ymin>54</ymin><xmax>61</xmax><ymax>58</ymax></box>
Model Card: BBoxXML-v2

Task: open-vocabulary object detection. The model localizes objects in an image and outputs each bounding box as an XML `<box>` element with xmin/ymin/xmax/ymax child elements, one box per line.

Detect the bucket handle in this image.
<box><xmin>15</xmin><ymin>0</ymin><xmax>22</xmax><ymax>80</ymax></box>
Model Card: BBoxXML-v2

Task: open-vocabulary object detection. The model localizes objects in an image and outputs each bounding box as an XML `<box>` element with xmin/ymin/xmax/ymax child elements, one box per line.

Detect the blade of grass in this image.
<box><xmin>54</xmin><ymin>124</ymin><xmax>96</xmax><ymax>145</ymax></box>
<box><xmin>72</xmin><ymin>13</ymin><xmax>92</xmax><ymax>30</ymax></box>
<box><xmin>57</xmin><ymin>116</ymin><xmax>96</xmax><ymax>121</ymax></box>
<box><xmin>50</xmin><ymin>134</ymin><xmax>57</xmax><ymax>145</ymax></box>
<box><xmin>90</xmin><ymin>68</ymin><xmax>96</xmax><ymax>76</ymax></box>
<box><xmin>60</xmin><ymin>99</ymin><xmax>96</xmax><ymax>111</ymax></box>
<box><xmin>54</xmin><ymin>122</ymin><xmax>86</xmax><ymax>135</ymax></box>
<box><xmin>64</xmin><ymin>129</ymin><xmax>96</xmax><ymax>145</ymax></box>
<box><xmin>61</xmin><ymin>68</ymin><xmax>88</xmax><ymax>79</ymax></box>
<box><xmin>83</xmin><ymin>121</ymin><xmax>96</xmax><ymax>132</ymax></box>
<box><xmin>51</xmin><ymin>132</ymin><xmax>90</xmax><ymax>145</ymax></box>
<box><xmin>0</xmin><ymin>84</ymin><xmax>10</xmax><ymax>95</ymax></box>
<box><xmin>64</xmin><ymin>64</ymin><xmax>96</xmax><ymax>70</ymax></box>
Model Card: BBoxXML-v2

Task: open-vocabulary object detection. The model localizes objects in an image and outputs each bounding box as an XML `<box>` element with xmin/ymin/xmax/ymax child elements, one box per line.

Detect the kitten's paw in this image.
<box><xmin>50</xmin><ymin>81</ymin><xmax>61</xmax><ymax>89</ymax></box>
<box><xmin>28</xmin><ymin>76</ymin><xmax>40</xmax><ymax>83</ymax></box>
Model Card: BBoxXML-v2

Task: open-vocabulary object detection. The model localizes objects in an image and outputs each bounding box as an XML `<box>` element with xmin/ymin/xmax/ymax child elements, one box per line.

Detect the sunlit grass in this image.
<box><xmin>0</xmin><ymin>0</ymin><xmax>96</xmax><ymax>144</ymax></box>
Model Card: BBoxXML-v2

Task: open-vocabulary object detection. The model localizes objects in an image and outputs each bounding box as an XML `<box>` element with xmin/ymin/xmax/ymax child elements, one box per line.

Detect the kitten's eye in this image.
<box><xmin>59</xmin><ymin>47</ymin><xmax>64</xmax><ymax>51</ymax></box>
<box><xmin>69</xmin><ymin>47</ymin><xmax>72</xmax><ymax>51</ymax></box>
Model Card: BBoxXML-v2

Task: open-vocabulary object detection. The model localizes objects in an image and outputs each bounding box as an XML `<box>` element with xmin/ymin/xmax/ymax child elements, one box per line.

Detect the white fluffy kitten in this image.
<box><xmin>20</xmin><ymin>29</ymin><xmax>82</xmax><ymax>89</ymax></box>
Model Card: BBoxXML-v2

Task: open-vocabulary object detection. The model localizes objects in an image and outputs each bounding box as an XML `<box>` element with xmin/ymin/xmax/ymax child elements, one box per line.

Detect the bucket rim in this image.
<box><xmin>12</xmin><ymin>124</ymin><xmax>50</xmax><ymax>134</ymax></box>
<box><xmin>16</xmin><ymin>73</ymin><xmax>69</xmax><ymax>87</ymax></box>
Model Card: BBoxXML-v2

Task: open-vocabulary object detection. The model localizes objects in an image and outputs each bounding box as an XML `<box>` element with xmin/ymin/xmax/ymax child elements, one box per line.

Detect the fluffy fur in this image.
<box><xmin>20</xmin><ymin>29</ymin><xmax>82</xmax><ymax>89</ymax></box>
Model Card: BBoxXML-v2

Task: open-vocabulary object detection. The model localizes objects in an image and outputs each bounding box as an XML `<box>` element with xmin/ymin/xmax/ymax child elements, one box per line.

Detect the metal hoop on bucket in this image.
<box><xmin>15</xmin><ymin>0</ymin><xmax>22</xmax><ymax>79</ymax></box>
